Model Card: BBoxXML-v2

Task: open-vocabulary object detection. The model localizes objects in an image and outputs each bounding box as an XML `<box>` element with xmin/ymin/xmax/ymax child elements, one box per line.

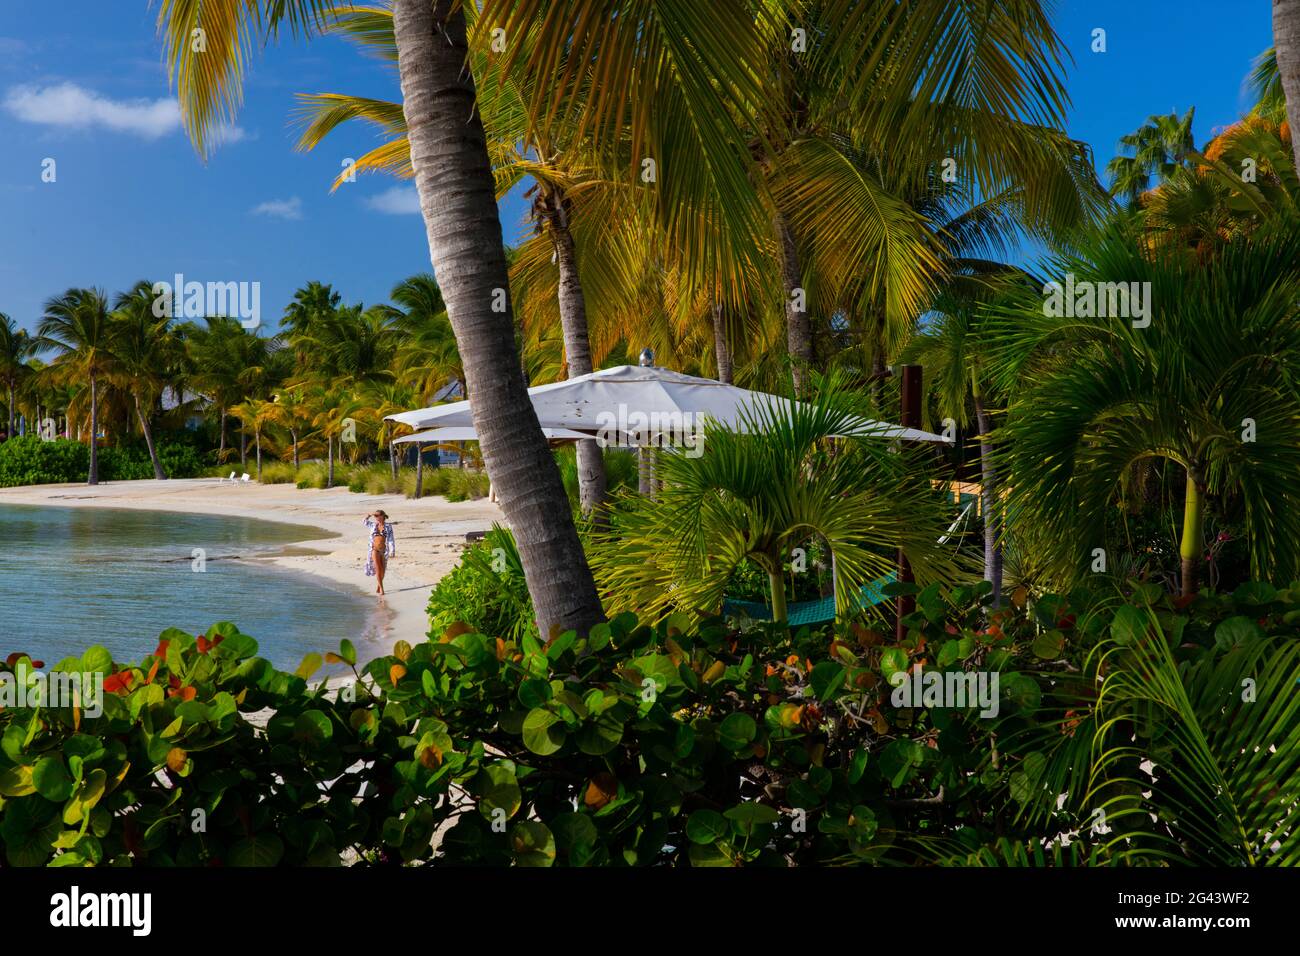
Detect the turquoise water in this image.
<box><xmin>0</xmin><ymin>504</ymin><xmax>372</xmax><ymax>671</ymax></box>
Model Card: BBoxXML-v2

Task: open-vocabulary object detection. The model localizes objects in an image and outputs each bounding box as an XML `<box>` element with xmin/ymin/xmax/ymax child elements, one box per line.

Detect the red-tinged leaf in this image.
<box><xmin>153</xmin><ymin>639</ymin><xmax>171</xmax><ymax>659</ymax></box>
<box><xmin>146</xmin><ymin>660</ymin><xmax>159</xmax><ymax>685</ymax></box>
<box><xmin>196</xmin><ymin>636</ymin><xmax>213</xmax><ymax>654</ymax></box>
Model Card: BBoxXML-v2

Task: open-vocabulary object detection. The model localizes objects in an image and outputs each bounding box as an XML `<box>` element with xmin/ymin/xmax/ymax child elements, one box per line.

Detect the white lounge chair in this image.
<box><xmin>240</xmin><ymin>473</ymin><xmax>251</xmax><ymax>483</ymax></box>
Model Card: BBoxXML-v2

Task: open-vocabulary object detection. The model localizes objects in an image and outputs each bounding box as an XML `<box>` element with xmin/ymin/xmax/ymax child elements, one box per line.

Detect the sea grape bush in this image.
<box><xmin>0</xmin><ymin>436</ymin><xmax>204</xmax><ymax>487</ymax></box>
<box><xmin>1</xmin><ymin>580</ymin><xmax>1296</xmax><ymax>866</ymax></box>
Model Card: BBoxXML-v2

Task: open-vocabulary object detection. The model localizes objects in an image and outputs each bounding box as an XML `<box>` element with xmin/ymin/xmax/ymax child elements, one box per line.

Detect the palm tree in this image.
<box><xmin>231</xmin><ymin>398</ymin><xmax>278</xmax><ymax>481</ymax></box>
<box><xmin>111</xmin><ymin>281</ymin><xmax>177</xmax><ymax>480</ymax></box>
<box><xmin>1274</xmin><ymin>1</ymin><xmax>1300</xmax><ymax>170</ymax></box>
<box><xmin>308</xmin><ymin>386</ymin><xmax>364</xmax><ymax>488</ymax></box>
<box><xmin>157</xmin><ymin>0</ymin><xmax>609</xmax><ymax>638</ymax></box>
<box><xmin>1105</xmin><ymin>109</ymin><xmax>1196</xmax><ymax>204</ymax></box>
<box><xmin>37</xmin><ymin>288</ymin><xmax>113</xmax><ymax>484</ymax></box>
<box><xmin>182</xmin><ymin>316</ymin><xmax>271</xmax><ymax>463</ymax></box>
<box><xmin>988</xmin><ymin>221</ymin><xmax>1300</xmax><ymax>595</ymax></box>
<box><xmin>268</xmin><ymin>386</ymin><xmax>311</xmax><ymax>471</ymax></box>
<box><xmin>296</xmin><ymin>303</ymin><xmax>398</xmax><ymax>383</ymax></box>
<box><xmin>0</xmin><ymin>314</ymin><xmax>37</xmax><ymax>439</ymax></box>
<box><xmin>902</xmin><ymin>286</ymin><xmax>1015</xmax><ymax>606</ymax></box>
<box><xmin>588</xmin><ymin>378</ymin><xmax>958</xmax><ymax>625</ymax></box>
<box><xmin>389</xmin><ymin>273</ymin><xmax>463</xmax><ymax>401</ymax></box>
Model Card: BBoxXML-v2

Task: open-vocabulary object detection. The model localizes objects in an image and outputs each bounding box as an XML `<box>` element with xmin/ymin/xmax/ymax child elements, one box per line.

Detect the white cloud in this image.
<box><xmin>250</xmin><ymin>197</ymin><xmax>304</xmax><ymax>220</ymax></box>
<box><xmin>364</xmin><ymin>186</ymin><xmax>421</xmax><ymax>215</ymax></box>
<box><xmin>212</xmin><ymin>125</ymin><xmax>248</xmax><ymax>146</ymax></box>
<box><xmin>3</xmin><ymin>82</ymin><xmax>180</xmax><ymax>138</ymax></box>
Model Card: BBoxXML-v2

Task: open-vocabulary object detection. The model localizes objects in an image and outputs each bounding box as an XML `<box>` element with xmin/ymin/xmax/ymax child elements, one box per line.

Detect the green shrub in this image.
<box><xmin>444</xmin><ymin>469</ymin><xmax>489</xmax><ymax>502</ymax></box>
<box><xmin>427</xmin><ymin>526</ymin><xmax>534</xmax><ymax>642</ymax></box>
<box><xmin>0</xmin><ymin>437</ymin><xmax>89</xmax><ymax>486</ymax></box>
<box><xmin>5</xmin><ymin>580</ymin><xmax>1295</xmax><ymax>866</ymax></box>
<box><xmin>554</xmin><ymin>446</ymin><xmax>638</xmax><ymax>510</ymax></box>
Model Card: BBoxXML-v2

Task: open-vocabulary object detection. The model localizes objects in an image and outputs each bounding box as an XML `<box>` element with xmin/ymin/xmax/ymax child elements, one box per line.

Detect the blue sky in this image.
<box><xmin>0</xmin><ymin>1</ymin><xmax>1275</xmax><ymax>337</ymax></box>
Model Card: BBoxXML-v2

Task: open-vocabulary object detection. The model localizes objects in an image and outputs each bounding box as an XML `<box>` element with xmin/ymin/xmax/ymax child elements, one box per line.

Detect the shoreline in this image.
<box><xmin>0</xmin><ymin>477</ymin><xmax>504</xmax><ymax>653</ymax></box>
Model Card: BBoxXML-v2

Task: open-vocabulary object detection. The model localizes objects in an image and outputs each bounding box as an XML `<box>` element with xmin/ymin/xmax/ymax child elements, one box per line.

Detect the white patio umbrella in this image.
<box><xmin>386</xmin><ymin>365</ymin><xmax>951</xmax><ymax>444</ymax></box>
<box><xmin>392</xmin><ymin>426</ymin><xmax>592</xmax><ymax>444</ymax></box>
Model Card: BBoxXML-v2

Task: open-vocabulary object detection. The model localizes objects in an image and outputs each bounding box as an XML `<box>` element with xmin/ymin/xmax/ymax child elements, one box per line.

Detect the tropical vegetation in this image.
<box><xmin>2</xmin><ymin>0</ymin><xmax>1300</xmax><ymax>866</ymax></box>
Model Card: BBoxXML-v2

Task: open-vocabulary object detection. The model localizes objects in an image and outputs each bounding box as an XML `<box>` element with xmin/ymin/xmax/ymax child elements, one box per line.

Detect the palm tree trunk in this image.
<box><xmin>414</xmin><ymin>446</ymin><xmax>424</xmax><ymax>499</ymax></box>
<box><xmin>292</xmin><ymin>430</ymin><xmax>299</xmax><ymax>471</ymax></box>
<box><xmin>239</xmin><ymin>428</ymin><xmax>246</xmax><ymax>466</ymax></box>
<box><xmin>767</xmin><ymin>554</ymin><xmax>788</xmax><ymax>626</ymax></box>
<box><xmin>7</xmin><ymin>379</ymin><xmax>14</xmax><ymax>438</ymax></box>
<box><xmin>546</xmin><ymin>186</ymin><xmax>607</xmax><ymax>517</ymax></box>
<box><xmin>1274</xmin><ymin>0</ymin><xmax>1300</xmax><ymax>170</ymax></box>
<box><xmin>218</xmin><ymin>407</ymin><xmax>227</xmax><ymax>462</ymax></box>
<box><xmin>775</xmin><ymin>213</ymin><xmax>812</xmax><ymax>397</ymax></box>
<box><xmin>973</xmin><ymin>395</ymin><xmax>1002</xmax><ymax>607</ymax></box>
<box><xmin>134</xmin><ymin>393</ymin><xmax>167</xmax><ymax>480</ymax></box>
<box><xmin>255</xmin><ymin>430</ymin><xmax>262</xmax><ymax>481</ymax></box>
<box><xmin>1179</xmin><ymin>470</ymin><xmax>1204</xmax><ymax>597</ymax></box>
<box><xmin>389</xmin><ymin>438</ymin><xmax>398</xmax><ymax>481</ymax></box>
<box><xmin>392</xmin><ymin>0</ymin><xmax>604</xmax><ymax>639</ymax></box>
<box><xmin>327</xmin><ymin>435</ymin><xmax>335</xmax><ymax>488</ymax></box>
<box><xmin>87</xmin><ymin>373</ymin><xmax>99</xmax><ymax>484</ymax></box>
<box><xmin>712</xmin><ymin>300</ymin><xmax>733</xmax><ymax>384</ymax></box>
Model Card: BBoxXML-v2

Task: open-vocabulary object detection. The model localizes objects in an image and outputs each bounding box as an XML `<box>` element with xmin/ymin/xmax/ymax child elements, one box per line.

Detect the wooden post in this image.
<box><xmin>896</xmin><ymin>365</ymin><xmax>921</xmax><ymax>642</ymax></box>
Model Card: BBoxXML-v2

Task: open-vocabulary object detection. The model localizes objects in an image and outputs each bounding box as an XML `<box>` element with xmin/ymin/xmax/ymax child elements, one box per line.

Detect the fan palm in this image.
<box><xmin>0</xmin><ymin>314</ymin><xmax>37</xmax><ymax>439</ymax></box>
<box><xmin>37</xmin><ymin>288</ymin><xmax>114</xmax><ymax>484</ymax></box>
<box><xmin>987</xmin><ymin>220</ymin><xmax>1300</xmax><ymax>595</ymax></box>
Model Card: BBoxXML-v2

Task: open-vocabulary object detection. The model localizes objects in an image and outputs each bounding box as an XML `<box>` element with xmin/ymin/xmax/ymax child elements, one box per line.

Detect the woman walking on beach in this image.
<box><xmin>363</xmin><ymin>510</ymin><xmax>396</xmax><ymax>595</ymax></box>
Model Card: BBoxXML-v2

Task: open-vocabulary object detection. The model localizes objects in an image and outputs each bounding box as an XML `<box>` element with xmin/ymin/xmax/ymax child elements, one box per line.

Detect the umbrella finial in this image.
<box><xmin>638</xmin><ymin>347</ymin><xmax>655</xmax><ymax>367</ymax></box>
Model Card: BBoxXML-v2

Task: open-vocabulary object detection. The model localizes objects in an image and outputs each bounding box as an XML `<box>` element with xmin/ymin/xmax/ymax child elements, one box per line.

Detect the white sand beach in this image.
<box><xmin>0</xmin><ymin>478</ymin><xmax>504</xmax><ymax>653</ymax></box>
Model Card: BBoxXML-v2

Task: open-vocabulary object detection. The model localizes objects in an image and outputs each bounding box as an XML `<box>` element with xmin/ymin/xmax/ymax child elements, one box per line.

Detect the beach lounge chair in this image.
<box><xmin>223</xmin><ymin>471</ymin><xmax>237</xmax><ymax>482</ymax></box>
<box><xmin>240</xmin><ymin>473</ymin><xmax>251</xmax><ymax>483</ymax></box>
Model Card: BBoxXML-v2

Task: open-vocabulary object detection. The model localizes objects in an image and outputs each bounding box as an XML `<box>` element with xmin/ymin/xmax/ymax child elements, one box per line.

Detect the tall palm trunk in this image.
<box><xmin>1275</xmin><ymin>0</ymin><xmax>1300</xmax><ymax>170</ymax></box>
<box><xmin>239</xmin><ymin>429</ymin><xmax>246</xmax><ymax>466</ymax></box>
<box><xmin>414</xmin><ymin>446</ymin><xmax>424</xmax><ymax>499</ymax></box>
<box><xmin>712</xmin><ymin>300</ymin><xmax>733</xmax><ymax>384</ymax></box>
<box><xmin>327</xmin><ymin>435</ymin><xmax>335</xmax><ymax>488</ymax></box>
<box><xmin>291</xmin><ymin>430</ymin><xmax>299</xmax><ymax>471</ymax></box>
<box><xmin>6</xmin><ymin>379</ymin><xmax>14</xmax><ymax>438</ymax></box>
<box><xmin>254</xmin><ymin>429</ymin><xmax>262</xmax><ymax>481</ymax></box>
<box><xmin>1180</xmin><ymin>468</ymin><xmax>1204</xmax><ymax>597</ymax></box>
<box><xmin>775</xmin><ymin>213</ymin><xmax>812</xmax><ymax>397</ymax></box>
<box><xmin>389</xmin><ymin>438</ymin><xmax>398</xmax><ymax>481</ymax></box>
<box><xmin>87</xmin><ymin>372</ymin><xmax>99</xmax><ymax>485</ymax></box>
<box><xmin>134</xmin><ymin>393</ymin><xmax>167</xmax><ymax>480</ymax></box>
<box><xmin>546</xmin><ymin>186</ymin><xmax>607</xmax><ymax>517</ymax></box>
<box><xmin>973</xmin><ymin>395</ymin><xmax>1002</xmax><ymax>607</ymax></box>
<box><xmin>218</xmin><ymin>407</ymin><xmax>227</xmax><ymax>462</ymax></box>
<box><xmin>392</xmin><ymin>0</ymin><xmax>604</xmax><ymax>639</ymax></box>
